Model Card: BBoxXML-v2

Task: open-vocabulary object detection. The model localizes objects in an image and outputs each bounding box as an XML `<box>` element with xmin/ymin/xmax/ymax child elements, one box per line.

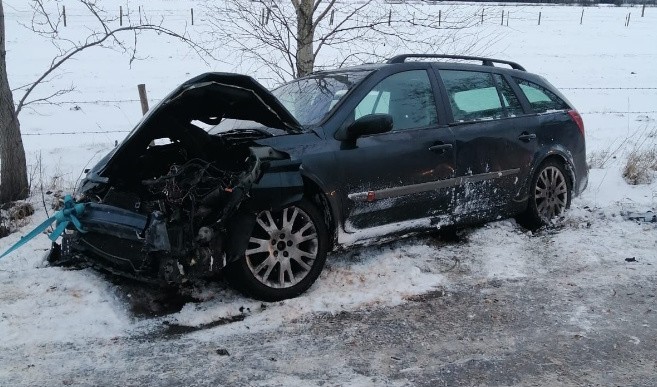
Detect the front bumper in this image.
<box><xmin>51</xmin><ymin>203</ymin><xmax>187</xmax><ymax>283</ymax></box>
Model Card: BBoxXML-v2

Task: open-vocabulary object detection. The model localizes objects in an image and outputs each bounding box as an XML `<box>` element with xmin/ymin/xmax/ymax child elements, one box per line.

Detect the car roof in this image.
<box><xmin>314</xmin><ymin>54</ymin><xmax>532</xmax><ymax>78</ymax></box>
<box><xmin>310</xmin><ymin>63</ymin><xmax>387</xmax><ymax>75</ymax></box>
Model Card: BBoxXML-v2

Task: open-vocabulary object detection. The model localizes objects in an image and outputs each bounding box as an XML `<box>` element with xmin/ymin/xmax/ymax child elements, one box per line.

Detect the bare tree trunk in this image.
<box><xmin>295</xmin><ymin>0</ymin><xmax>315</xmax><ymax>78</ymax></box>
<box><xmin>0</xmin><ymin>0</ymin><xmax>29</xmax><ymax>203</ymax></box>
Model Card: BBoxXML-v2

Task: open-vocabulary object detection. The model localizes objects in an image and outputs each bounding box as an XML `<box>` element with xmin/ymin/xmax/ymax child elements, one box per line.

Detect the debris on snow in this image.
<box><xmin>621</xmin><ymin>211</ymin><xmax>657</xmax><ymax>223</ymax></box>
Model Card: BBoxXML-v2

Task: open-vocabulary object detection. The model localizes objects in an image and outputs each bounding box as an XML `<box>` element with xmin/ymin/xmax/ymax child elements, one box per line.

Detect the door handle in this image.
<box><xmin>518</xmin><ymin>133</ymin><xmax>537</xmax><ymax>142</ymax></box>
<box><xmin>428</xmin><ymin>143</ymin><xmax>453</xmax><ymax>153</ymax></box>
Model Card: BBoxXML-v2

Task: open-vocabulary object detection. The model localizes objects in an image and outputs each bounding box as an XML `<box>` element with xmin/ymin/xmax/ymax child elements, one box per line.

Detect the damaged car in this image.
<box><xmin>48</xmin><ymin>54</ymin><xmax>588</xmax><ymax>301</ymax></box>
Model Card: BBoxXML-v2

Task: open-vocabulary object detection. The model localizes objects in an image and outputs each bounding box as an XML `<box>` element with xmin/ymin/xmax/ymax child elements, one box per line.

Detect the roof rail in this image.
<box><xmin>386</xmin><ymin>54</ymin><xmax>526</xmax><ymax>71</ymax></box>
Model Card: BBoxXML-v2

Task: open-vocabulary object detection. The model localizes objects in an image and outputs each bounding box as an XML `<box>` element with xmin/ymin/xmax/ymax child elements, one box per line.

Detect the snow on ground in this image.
<box><xmin>0</xmin><ymin>0</ymin><xmax>656</xmax><ymax>360</ymax></box>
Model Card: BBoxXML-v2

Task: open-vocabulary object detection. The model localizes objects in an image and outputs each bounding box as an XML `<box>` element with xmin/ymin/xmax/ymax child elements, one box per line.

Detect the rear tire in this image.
<box><xmin>517</xmin><ymin>159</ymin><xmax>572</xmax><ymax>230</ymax></box>
<box><xmin>225</xmin><ymin>198</ymin><xmax>328</xmax><ymax>301</ymax></box>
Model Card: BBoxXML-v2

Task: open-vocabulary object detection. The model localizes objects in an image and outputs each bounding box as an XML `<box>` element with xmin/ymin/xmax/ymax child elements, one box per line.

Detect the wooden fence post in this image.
<box><xmin>481</xmin><ymin>8</ymin><xmax>484</xmax><ymax>24</ymax></box>
<box><xmin>438</xmin><ymin>10</ymin><xmax>441</xmax><ymax>26</ymax></box>
<box><xmin>120</xmin><ymin>6</ymin><xmax>123</xmax><ymax>26</ymax></box>
<box><xmin>138</xmin><ymin>84</ymin><xmax>152</xmax><ymax>146</ymax></box>
<box><xmin>191</xmin><ymin>8</ymin><xmax>194</xmax><ymax>25</ymax></box>
<box><xmin>388</xmin><ymin>10</ymin><xmax>391</xmax><ymax>26</ymax></box>
<box><xmin>580</xmin><ymin>8</ymin><xmax>584</xmax><ymax>25</ymax></box>
<box><xmin>506</xmin><ymin>11</ymin><xmax>509</xmax><ymax>26</ymax></box>
<box><xmin>642</xmin><ymin>3</ymin><xmax>645</xmax><ymax>17</ymax></box>
<box><xmin>501</xmin><ymin>10</ymin><xmax>504</xmax><ymax>26</ymax></box>
<box><xmin>139</xmin><ymin>5</ymin><xmax>142</xmax><ymax>25</ymax></box>
<box><xmin>62</xmin><ymin>5</ymin><xmax>67</xmax><ymax>27</ymax></box>
<box><xmin>138</xmin><ymin>84</ymin><xmax>149</xmax><ymax>115</ymax></box>
<box><xmin>538</xmin><ymin>11</ymin><xmax>541</xmax><ymax>25</ymax></box>
<box><xmin>626</xmin><ymin>12</ymin><xmax>631</xmax><ymax>27</ymax></box>
<box><xmin>330</xmin><ymin>9</ymin><xmax>334</xmax><ymax>25</ymax></box>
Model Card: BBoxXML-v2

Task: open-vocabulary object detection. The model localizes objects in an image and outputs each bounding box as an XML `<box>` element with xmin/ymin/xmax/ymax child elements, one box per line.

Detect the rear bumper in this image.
<box><xmin>575</xmin><ymin>167</ymin><xmax>588</xmax><ymax>196</ymax></box>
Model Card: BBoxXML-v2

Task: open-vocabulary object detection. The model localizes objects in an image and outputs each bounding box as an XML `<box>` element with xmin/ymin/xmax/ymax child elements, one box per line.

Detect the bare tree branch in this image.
<box><xmin>23</xmin><ymin>85</ymin><xmax>75</xmax><ymax>108</ymax></box>
<box><xmin>15</xmin><ymin>0</ymin><xmax>213</xmax><ymax>118</ymax></box>
<box><xmin>205</xmin><ymin>0</ymin><xmax>488</xmax><ymax>84</ymax></box>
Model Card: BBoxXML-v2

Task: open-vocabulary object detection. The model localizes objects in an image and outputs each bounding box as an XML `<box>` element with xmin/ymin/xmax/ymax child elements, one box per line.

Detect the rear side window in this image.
<box><xmin>353</xmin><ymin>70</ymin><xmax>438</xmax><ymax>131</ymax></box>
<box><xmin>493</xmin><ymin>74</ymin><xmax>524</xmax><ymax>117</ymax></box>
<box><xmin>514</xmin><ymin>78</ymin><xmax>569</xmax><ymax>113</ymax></box>
<box><xmin>440</xmin><ymin>70</ymin><xmax>504</xmax><ymax>122</ymax></box>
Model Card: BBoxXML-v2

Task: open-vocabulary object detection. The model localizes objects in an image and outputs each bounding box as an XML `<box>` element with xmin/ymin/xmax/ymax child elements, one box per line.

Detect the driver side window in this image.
<box><xmin>353</xmin><ymin>70</ymin><xmax>438</xmax><ymax>131</ymax></box>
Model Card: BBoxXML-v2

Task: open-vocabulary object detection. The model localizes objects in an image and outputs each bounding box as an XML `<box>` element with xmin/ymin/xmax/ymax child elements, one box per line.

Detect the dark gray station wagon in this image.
<box><xmin>51</xmin><ymin>54</ymin><xmax>588</xmax><ymax>301</ymax></box>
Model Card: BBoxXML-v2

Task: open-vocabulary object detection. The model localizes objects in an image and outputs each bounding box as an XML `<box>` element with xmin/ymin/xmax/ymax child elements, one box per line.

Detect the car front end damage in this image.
<box><xmin>51</xmin><ymin>146</ymin><xmax>303</xmax><ymax>285</ymax></box>
<box><xmin>48</xmin><ymin>72</ymin><xmax>306</xmax><ymax>285</ymax></box>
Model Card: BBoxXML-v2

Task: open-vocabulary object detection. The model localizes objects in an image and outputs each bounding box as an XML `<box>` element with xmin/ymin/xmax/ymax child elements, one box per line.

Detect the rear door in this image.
<box><xmin>334</xmin><ymin>68</ymin><xmax>457</xmax><ymax>231</ymax></box>
<box><xmin>435</xmin><ymin>68</ymin><xmax>536</xmax><ymax>218</ymax></box>
<box><xmin>509</xmin><ymin>76</ymin><xmax>578</xmax><ymax>193</ymax></box>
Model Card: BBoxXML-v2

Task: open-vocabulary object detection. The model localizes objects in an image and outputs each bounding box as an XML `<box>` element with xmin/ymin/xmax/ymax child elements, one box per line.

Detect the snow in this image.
<box><xmin>0</xmin><ymin>0</ymin><xmax>656</xmax><ymax>375</ymax></box>
<box><xmin>170</xmin><ymin>242</ymin><xmax>445</xmax><ymax>335</ymax></box>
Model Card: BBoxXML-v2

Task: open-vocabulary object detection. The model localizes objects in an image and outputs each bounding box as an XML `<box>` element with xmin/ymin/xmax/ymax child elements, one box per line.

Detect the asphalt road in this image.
<box><xmin>4</xmin><ymin>214</ymin><xmax>657</xmax><ymax>386</ymax></box>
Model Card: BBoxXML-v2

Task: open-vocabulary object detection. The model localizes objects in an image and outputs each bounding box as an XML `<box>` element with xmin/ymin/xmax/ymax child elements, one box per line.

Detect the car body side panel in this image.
<box><xmin>449</xmin><ymin>118</ymin><xmax>535</xmax><ymax>219</ymax></box>
<box><xmin>336</xmin><ymin>127</ymin><xmax>456</xmax><ymax>230</ymax></box>
<box><xmin>248</xmin><ymin>162</ymin><xmax>304</xmax><ymax>212</ymax></box>
<box><xmin>253</xmin><ymin>131</ymin><xmax>345</xmax><ymax>245</ymax></box>
<box><xmin>516</xmin><ymin>113</ymin><xmax>587</xmax><ymax>200</ymax></box>
<box><xmin>503</xmin><ymin>72</ymin><xmax>587</xmax><ymax>199</ymax></box>
<box><xmin>431</xmin><ymin>65</ymin><xmax>537</xmax><ymax>221</ymax></box>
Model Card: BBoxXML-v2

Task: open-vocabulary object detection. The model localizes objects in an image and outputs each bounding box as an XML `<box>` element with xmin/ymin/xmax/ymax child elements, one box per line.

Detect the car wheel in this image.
<box><xmin>518</xmin><ymin>159</ymin><xmax>572</xmax><ymax>230</ymax></box>
<box><xmin>226</xmin><ymin>199</ymin><xmax>328</xmax><ymax>301</ymax></box>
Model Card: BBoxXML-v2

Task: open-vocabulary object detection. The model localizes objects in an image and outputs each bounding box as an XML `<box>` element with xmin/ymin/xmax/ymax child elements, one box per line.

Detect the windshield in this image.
<box><xmin>271</xmin><ymin>70</ymin><xmax>372</xmax><ymax>126</ymax></box>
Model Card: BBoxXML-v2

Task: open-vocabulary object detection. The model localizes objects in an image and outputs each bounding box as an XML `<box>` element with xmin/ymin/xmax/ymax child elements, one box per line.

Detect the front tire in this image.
<box><xmin>518</xmin><ymin>159</ymin><xmax>572</xmax><ymax>230</ymax></box>
<box><xmin>225</xmin><ymin>199</ymin><xmax>328</xmax><ymax>301</ymax></box>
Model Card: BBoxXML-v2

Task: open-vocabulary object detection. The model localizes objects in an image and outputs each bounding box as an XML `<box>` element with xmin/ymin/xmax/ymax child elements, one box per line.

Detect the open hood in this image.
<box><xmin>162</xmin><ymin>73</ymin><xmax>301</xmax><ymax>131</ymax></box>
<box><xmin>84</xmin><ymin>73</ymin><xmax>301</xmax><ymax>183</ymax></box>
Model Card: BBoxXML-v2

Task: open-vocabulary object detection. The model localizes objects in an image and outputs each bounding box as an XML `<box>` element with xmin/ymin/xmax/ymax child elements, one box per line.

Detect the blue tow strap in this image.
<box><xmin>0</xmin><ymin>195</ymin><xmax>87</xmax><ymax>259</ymax></box>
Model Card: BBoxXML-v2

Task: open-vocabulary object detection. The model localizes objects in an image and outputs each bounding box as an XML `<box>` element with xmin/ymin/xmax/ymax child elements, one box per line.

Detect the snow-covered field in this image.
<box><xmin>1</xmin><ymin>1</ymin><xmax>657</xmax><ymax>385</ymax></box>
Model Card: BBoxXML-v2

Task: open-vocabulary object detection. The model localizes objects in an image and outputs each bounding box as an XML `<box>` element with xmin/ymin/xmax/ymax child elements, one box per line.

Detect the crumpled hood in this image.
<box><xmin>164</xmin><ymin>73</ymin><xmax>300</xmax><ymax>131</ymax></box>
<box><xmin>83</xmin><ymin>72</ymin><xmax>301</xmax><ymax>183</ymax></box>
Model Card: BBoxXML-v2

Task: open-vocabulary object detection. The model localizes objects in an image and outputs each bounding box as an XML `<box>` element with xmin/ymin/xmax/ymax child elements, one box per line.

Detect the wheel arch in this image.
<box><xmin>519</xmin><ymin>147</ymin><xmax>577</xmax><ymax>201</ymax></box>
<box><xmin>224</xmin><ymin>168</ymin><xmax>340</xmax><ymax>264</ymax></box>
<box><xmin>301</xmin><ymin>173</ymin><xmax>339</xmax><ymax>250</ymax></box>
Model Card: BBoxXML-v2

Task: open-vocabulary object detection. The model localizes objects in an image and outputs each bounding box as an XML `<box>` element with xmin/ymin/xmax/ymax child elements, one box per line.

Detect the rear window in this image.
<box><xmin>514</xmin><ymin>78</ymin><xmax>569</xmax><ymax>113</ymax></box>
<box><xmin>440</xmin><ymin>70</ymin><xmax>504</xmax><ymax>122</ymax></box>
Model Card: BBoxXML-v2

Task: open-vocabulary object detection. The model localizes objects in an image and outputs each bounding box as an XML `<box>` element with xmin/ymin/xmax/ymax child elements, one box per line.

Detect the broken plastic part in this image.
<box><xmin>621</xmin><ymin>211</ymin><xmax>656</xmax><ymax>223</ymax></box>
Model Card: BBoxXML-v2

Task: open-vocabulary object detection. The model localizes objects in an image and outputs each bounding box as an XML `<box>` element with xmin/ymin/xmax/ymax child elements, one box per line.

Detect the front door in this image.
<box><xmin>334</xmin><ymin>69</ymin><xmax>456</xmax><ymax>232</ymax></box>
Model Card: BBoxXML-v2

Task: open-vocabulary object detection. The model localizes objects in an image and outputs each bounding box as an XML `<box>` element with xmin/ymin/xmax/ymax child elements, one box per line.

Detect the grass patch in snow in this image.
<box><xmin>622</xmin><ymin>125</ymin><xmax>657</xmax><ymax>185</ymax></box>
<box><xmin>623</xmin><ymin>148</ymin><xmax>657</xmax><ymax>185</ymax></box>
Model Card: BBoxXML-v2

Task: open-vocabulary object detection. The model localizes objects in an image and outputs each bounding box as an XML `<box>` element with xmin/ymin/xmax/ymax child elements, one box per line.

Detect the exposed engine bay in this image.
<box><xmin>54</xmin><ymin>128</ymin><xmax>302</xmax><ymax>285</ymax></box>
<box><xmin>50</xmin><ymin>73</ymin><xmax>306</xmax><ymax>285</ymax></box>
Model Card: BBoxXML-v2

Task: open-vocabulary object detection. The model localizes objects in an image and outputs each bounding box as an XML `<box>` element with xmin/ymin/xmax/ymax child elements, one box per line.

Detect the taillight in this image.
<box><xmin>567</xmin><ymin>109</ymin><xmax>585</xmax><ymax>137</ymax></box>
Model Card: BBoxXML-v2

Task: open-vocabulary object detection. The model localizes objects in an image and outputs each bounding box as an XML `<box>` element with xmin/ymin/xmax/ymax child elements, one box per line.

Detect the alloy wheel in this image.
<box><xmin>534</xmin><ymin>166</ymin><xmax>568</xmax><ymax>221</ymax></box>
<box><xmin>245</xmin><ymin>206</ymin><xmax>319</xmax><ymax>289</ymax></box>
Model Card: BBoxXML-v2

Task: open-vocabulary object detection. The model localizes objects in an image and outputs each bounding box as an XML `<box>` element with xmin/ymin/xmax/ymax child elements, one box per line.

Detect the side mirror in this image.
<box><xmin>337</xmin><ymin>114</ymin><xmax>393</xmax><ymax>141</ymax></box>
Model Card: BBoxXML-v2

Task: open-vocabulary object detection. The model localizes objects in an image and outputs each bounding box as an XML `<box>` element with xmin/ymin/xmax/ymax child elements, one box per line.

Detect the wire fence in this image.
<box><xmin>22</xmin><ymin>130</ymin><xmax>130</xmax><ymax>136</ymax></box>
<box><xmin>20</xmin><ymin>110</ymin><xmax>657</xmax><ymax>136</ymax></box>
<box><xmin>7</xmin><ymin>2</ymin><xmax>654</xmax><ymax>136</ymax></box>
<box><xmin>25</xmin><ymin>85</ymin><xmax>657</xmax><ymax>107</ymax></box>
<box><xmin>3</xmin><ymin>1</ymin><xmax>654</xmax><ymax>28</ymax></box>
